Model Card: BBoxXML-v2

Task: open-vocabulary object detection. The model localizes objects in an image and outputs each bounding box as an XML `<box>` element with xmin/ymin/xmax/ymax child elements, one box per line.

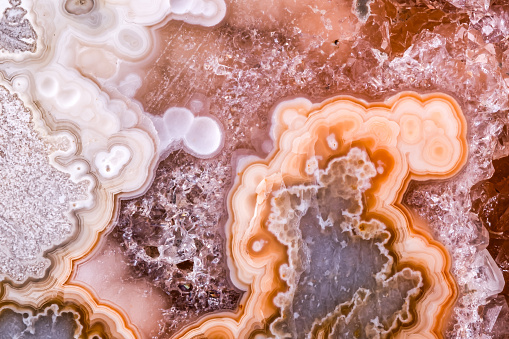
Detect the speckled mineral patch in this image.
<box><xmin>0</xmin><ymin>85</ymin><xmax>88</xmax><ymax>283</ymax></box>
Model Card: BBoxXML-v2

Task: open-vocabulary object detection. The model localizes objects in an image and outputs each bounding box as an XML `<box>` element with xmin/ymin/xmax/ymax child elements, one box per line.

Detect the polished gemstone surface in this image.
<box><xmin>0</xmin><ymin>0</ymin><xmax>507</xmax><ymax>338</ymax></box>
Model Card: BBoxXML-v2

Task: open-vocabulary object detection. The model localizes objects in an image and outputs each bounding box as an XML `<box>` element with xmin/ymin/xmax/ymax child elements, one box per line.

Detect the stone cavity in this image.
<box><xmin>0</xmin><ymin>305</ymin><xmax>81</xmax><ymax>338</ymax></box>
<box><xmin>107</xmin><ymin>150</ymin><xmax>241</xmax><ymax>337</ymax></box>
<box><xmin>268</xmin><ymin>148</ymin><xmax>423</xmax><ymax>338</ymax></box>
<box><xmin>0</xmin><ymin>302</ymin><xmax>122</xmax><ymax>338</ymax></box>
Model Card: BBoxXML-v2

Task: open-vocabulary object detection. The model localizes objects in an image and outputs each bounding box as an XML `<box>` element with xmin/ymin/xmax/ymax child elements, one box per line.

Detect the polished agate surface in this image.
<box><xmin>0</xmin><ymin>0</ymin><xmax>508</xmax><ymax>338</ymax></box>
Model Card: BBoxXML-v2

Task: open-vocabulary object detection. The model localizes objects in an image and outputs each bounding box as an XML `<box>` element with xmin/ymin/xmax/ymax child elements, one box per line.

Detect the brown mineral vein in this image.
<box><xmin>174</xmin><ymin>92</ymin><xmax>467</xmax><ymax>338</ymax></box>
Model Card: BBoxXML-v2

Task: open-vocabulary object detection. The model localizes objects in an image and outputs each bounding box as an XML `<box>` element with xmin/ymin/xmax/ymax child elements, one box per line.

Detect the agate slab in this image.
<box><xmin>0</xmin><ymin>0</ymin><xmax>507</xmax><ymax>338</ymax></box>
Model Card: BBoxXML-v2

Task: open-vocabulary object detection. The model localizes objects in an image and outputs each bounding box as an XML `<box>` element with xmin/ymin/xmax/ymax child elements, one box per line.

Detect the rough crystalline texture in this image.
<box><xmin>0</xmin><ymin>78</ymin><xmax>146</xmax><ymax>338</ymax></box>
<box><xmin>471</xmin><ymin>154</ymin><xmax>509</xmax><ymax>337</ymax></box>
<box><xmin>0</xmin><ymin>84</ymin><xmax>89</xmax><ymax>283</ymax></box>
<box><xmin>174</xmin><ymin>92</ymin><xmax>469</xmax><ymax>338</ymax></box>
<box><xmin>151</xmin><ymin>104</ymin><xmax>224</xmax><ymax>157</ymax></box>
<box><xmin>111</xmin><ymin>151</ymin><xmax>241</xmax><ymax>336</ymax></box>
<box><xmin>0</xmin><ymin>0</ymin><xmax>37</xmax><ymax>53</ymax></box>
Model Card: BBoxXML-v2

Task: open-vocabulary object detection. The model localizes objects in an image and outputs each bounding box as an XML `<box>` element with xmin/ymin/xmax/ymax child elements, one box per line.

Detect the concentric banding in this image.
<box><xmin>399</xmin><ymin>114</ymin><xmax>422</xmax><ymax>145</ymax></box>
<box><xmin>423</xmin><ymin>134</ymin><xmax>454</xmax><ymax>167</ymax></box>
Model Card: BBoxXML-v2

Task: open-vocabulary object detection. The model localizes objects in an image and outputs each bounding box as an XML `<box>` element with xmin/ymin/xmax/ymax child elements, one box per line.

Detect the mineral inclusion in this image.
<box><xmin>0</xmin><ymin>0</ymin><xmax>507</xmax><ymax>338</ymax></box>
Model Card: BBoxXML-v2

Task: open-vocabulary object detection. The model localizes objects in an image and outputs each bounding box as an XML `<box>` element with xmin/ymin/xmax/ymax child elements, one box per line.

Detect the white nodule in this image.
<box><xmin>94</xmin><ymin>145</ymin><xmax>131</xmax><ymax>179</ymax></box>
<box><xmin>201</xmin><ymin>1</ymin><xmax>218</xmax><ymax>17</ymax></box>
<box><xmin>56</xmin><ymin>87</ymin><xmax>81</xmax><ymax>109</ymax></box>
<box><xmin>163</xmin><ymin>107</ymin><xmax>195</xmax><ymax>140</ymax></box>
<box><xmin>115</xmin><ymin>27</ymin><xmax>149</xmax><ymax>58</ymax></box>
<box><xmin>400</xmin><ymin>114</ymin><xmax>422</xmax><ymax>145</ymax></box>
<box><xmin>184</xmin><ymin>116</ymin><xmax>222</xmax><ymax>156</ymax></box>
<box><xmin>251</xmin><ymin>240</ymin><xmax>266</xmax><ymax>252</ymax></box>
<box><xmin>170</xmin><ymin>0</ymin><xmax>194</xmax><ymax>15</ymax></box>
<box><xmin>170</xmin><ymin>0</ymin><xmax>226</xmax><ymax>26</ymax></box>
<box><xmin>326</xmin><ymin>133</ymin><xmax>338</xmax><ymax>150</ymax></box>
<box><xmin>12</xmin><ymin>75</ymin><xmax>29</xmax><ymax>93</ymax></box>
<box><xmin>36</xmin><ymin>75</ymin><xmax>59</xmax><ymax>98</ymax></box>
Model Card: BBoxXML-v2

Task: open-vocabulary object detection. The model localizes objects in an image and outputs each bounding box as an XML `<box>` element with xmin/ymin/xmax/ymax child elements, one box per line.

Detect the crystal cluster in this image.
<box><xmin>115</xmin><ymin>151</ymin><xmax>241</xmax><ymax>336</ymax></box>
<box><xmin>471</xmin><ymin>155</ymin><xmax>509</xmax><ymax>337</ymax></box>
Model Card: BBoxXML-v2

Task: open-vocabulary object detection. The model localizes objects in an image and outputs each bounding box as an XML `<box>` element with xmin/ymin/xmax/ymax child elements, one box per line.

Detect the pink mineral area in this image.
<box><xmin>226</xmin><ymin>0</ymin><xmax>362</xmax><ymax>43</ymax></box>
<box><xmin>70</xmin><ymin>235</ymin><xmax>168</xmax><ymax>338</ymax></box>
<box><xmin>135</xmin><ymin>0</ymin><xmax>363</xmax><ymax>117</ymax></box>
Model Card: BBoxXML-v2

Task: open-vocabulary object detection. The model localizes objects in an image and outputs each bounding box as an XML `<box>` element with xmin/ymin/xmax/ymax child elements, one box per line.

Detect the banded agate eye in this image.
<box><xmin>191</xmin><ymin>92</ymin><xmax>466</xmax><ymax>339</ymax></box>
